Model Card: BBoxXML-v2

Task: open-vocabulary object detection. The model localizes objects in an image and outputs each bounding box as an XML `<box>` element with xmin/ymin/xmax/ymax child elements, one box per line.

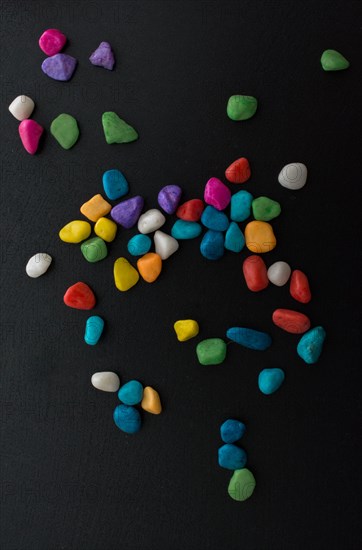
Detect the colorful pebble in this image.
<box><xmin>196</xmin><ymin>338</ymin><xmax>227</xmax><ymax>365</ymax></box>
<box><xmin>267</xmin><ymin>261</ymin><xmax>291</xmax><ymax>286</ymax></box>
<box><xmin>158</xmin><ymin>185</ymin><xmax>182</xmax><ymax>214</ymax></box>
<box><xmin>171</xmin><ymin>220</ymin><xmax>202</xmax><ymax>240</ymax></box>
<box><xmin>154</xmin><ymin>230</ymin><xmax>179</xmax><ymax>260</ymax></box>
<box><xmin>176</xmin><ymin>199</ymin><xmax>205</xmax><ymax>221</ymax></box>
<box><xmin>41</xmin><ymin>53</ymin><xmax>77</xmax><ymax>81</ymax></box>
<box><xmin>228</xmin><ymin>468</ymin><xmax>256</xmax><ymax>501</ymax></box>
<box><xmin>118</xmin><ymin>380</ymin><xmax>143</xmax><ymax>405</ymax></box>
<box><xmin>227</xmin><ymin>95</ymin><xmax>258</xmax><ymax>121</ymax></box>
<box><xmin>102</xmin><ymin>169</ymin><xmax>129</xmax><ymax>200</ymax></box>
<box><xmin>89</xmin><ymin>41</ymin><xmax>115</xmax><ymax>70</ymax></box>
<box><xmin>81</xmin><ymin>237</ymin><xmax>108</xmax><ymax>263</ymax></box>
<box><xmin>80</xmin><ymin>194</ymin><xmax>111</xmax><ymax>222</ymax></box>
<box><xmin>244</xmin><ymin>220</ymin><xmax>277</xmax><ymax>253</ymax></box>
<box><xmin>127</xmin><ymin>234</ymin><xmax>152</xmax><ymax>256</ymax></box>
<box><xmin>227</xmin><ymin>327</ymin><xmax>272</xmax><ymax>351</ymax></box>
<box><xmin>252</xmin><ymin>196</ymin><xmax>281</xmax><ymax>221</ymax></box>
<box><xmin>258</xmin><ymin>368</ymin><xmax>285</xmax><ymax>394</ymax></box>
<box><xmin>113</xmin><ymin>404</ymin><xmax>141</xmax><ymax>434</ymax></box>
<box><xmin>174</xmin><ymin>319</ymin><xmax>199</xmax><ymax>342</ymax></box>
<box><xmin>8</xmin><ymin>95</ymin><xmax>34</xmax><ymax>121</ymax></box>
<box><xmin>290</xmin><ymin>269</ymin><xmax>311</xmax><ymax>303</ymax></box>
<box><xmin>137</xmin><ymin>252</ymin><xmax>162</xmax><ymax>283</ymax></box>
<box><xmin>218</xmin><ymin>444</ymin><xmax>247</xmax><ymax>470</ymax></box>
<box><xmin>225</xmin><ymin>157</ymin><xmax>251</xmax><ymax>184</ymax></box>
<box><xmin>18</xmin><ymin>119</ymin><xmax>43</xmax><ymax>154</ymax></box>
<box><xmin>230</xmin><ymin>190</ymin><xmax>253</xmax><ymax>222</ymax></box>
<box><xmin>39</xmin><ymin>29</ymin><xmax>66</xmax><ymax>56</ymax></box>
<box><xmin>91</xmin><ymin>372</ymin><xmax>120</xmax><ymax>392</ymax></box>
<box><xmin>321</xmin><ymin>49</ymin><xmax>349</xmax><ymax>71</ymax></box>
<box><xmin>59</xmin><ymin>220</ymin><xmax>91</xmax><ymax>243</ymax></box>
<box><xmin>224</xmin><ymin>222</ymin><xmax>245</xmax><ymax>253</ymax></box>
<box><xmin>102</xmin><ymin>111</ymin><xmax>138</xmax><ymax>144</ymax></box>
<box><xmin>278</xmin><ymin>163</ymin><xmax>307</xmax><ymax>190</ymax></box>
<box><xmin>113</xmin><ymin>258</ymin><xmax>139</xmax><ymax>291</ymax></box>
<box><xmin>220</xmin><ymin>419</ymin><xmax>246</xmax><ymax>444</ymax></box>
<box><xmin>200</xmin><ymin>230</ymin><xmax>224</xmax><ymax>260</ymax></box>
<box><xmin>137</xmin><ymin>209</ymin><xmax>166</xmax><ymax>234</ymax></box>
<box><xmin>141</xmin><ymin>386</ymin><xmax>162</xmax><ymax>414</ymax></box>
<box><xmin>272</xmin><ymin>309</ymin><xmax>311</xmax><ymax>334</ymax></box>
<box><xmin>204</xmin><ymin>177</ymin><xmax>231</xmax><ymax>211</ymax></box>
<box><xmin>50</xmin><ymin>113</ymin><xmax>79</xmax><ymax>149</ymax></box>
<box><xmin>25</xmin><ymin>253</ymin><xmax>52</xmax><ymax>278</ymax></box>
<box><xmin>94</xmin><ymin>217</ymin><xmax>117</xmax><ymax>242</ymax></box>
<box><xmin>297</xmin><ymin>326</ymin><xmax>326</xmax><ymax>364</ymax></box>
<box><xmin>84</xmin><ymin>316</ymin><xmax>104</xmax><ymax>345</ymax></box>
<box><xmin>63</xmin><ymin>282</ymin><xmax>96</xmax><ymax>310</ymax></box>
<box><xmin>243</xmin><ymin>255</ymin><xmax>269</xmax><ymax>292</ymax></box>
<box><xmin>201</xmin><ymin>206</ymin><xmax>229</xmax><ymax>231</ymax></box>
<box><xmin>111</xmin><ymin>196</ymin><xmax>144</xmax><ymax>228</ymax></box>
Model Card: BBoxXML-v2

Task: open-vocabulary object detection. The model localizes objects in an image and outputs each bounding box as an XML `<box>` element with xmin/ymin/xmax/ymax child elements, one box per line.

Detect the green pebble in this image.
<box><xmin>102</xmin><ymin>111</ymin><xmax>138</xmax><ymax>144</ymax></box>
<box><xmin>321</xmin><ymin>49</ymin><xmax>350</xmax><ymax>71</ymax></box>
<box><xmin>252</xmin><ymin>196</ymin><xmax>281</xmax><ymax>221</ymax></box>
<box><xmin>228</xmin><ymin>468</ymin><xmax>256</xmax><ymax>502</ymax></box>
<box><xmin>227</xmin><ymin>95</ymin><xmax>257</xmax><ymax>121</ymax></box>
<box><xmin>81</xmin><ymin>237</ymin><xmax>107</xmax><ymax>263</ymax></box>
<box><xmin>50</xmin><ymin>113</ymin><xmax>79</xmax><ymax>149</ymax></box>
<box><xmin>196</xmin><ymin>338</ymin><xmax>227</xmax><ymax>365</ymax></box>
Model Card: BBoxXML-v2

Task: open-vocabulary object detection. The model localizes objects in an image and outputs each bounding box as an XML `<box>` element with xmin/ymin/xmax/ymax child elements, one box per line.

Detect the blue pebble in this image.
<box><xmin>227</xmin><ymin>327</ymin><xmax>272</xmax><ymax>350</ymax></box>
<box><xmin>118</xmin><ymin>380</ymin><xmax>143</xmax><ymax>405</ymax></box>
<box><xmin>200</xmin><ymin>230</ymin><xmax>224</xmax><ymax>260</ymax></box>
<box><xmin>127</xmin><ymin>234</ymin><xmax>152</xmax><ymax>256</ymax></box>
<box><xmin>224</xmin><ymin>222</ymin><xmax>245</xmax><ymax>252</ymax></box>
<box><xmin>258</xmin><ymin>368</ymin><xmax>285</xmax><ymax>395</ymax></box>
<box><xmin>218</xmin><ymin>444</ymin><xmax>247</xmax><ymax>470</ymax></box>
<box><xmin>297</xmin><ymin>326</ymin><xmax>326</xmax><ymax>364</ymax></box>
<box><xmin>201</xmin><ymin>205</ymin><xmax>229</xmax><ymax>231</ymax></box>
<box><xmin>103</xmin><ymin>169</ymin><xmax>129</xmax><ymax>200</ymax></box>
<box><xmin>171</xmin><ymin>220</ymin><xmax>202</xmax><ymax>239</ymax></box>
<box><xmin>230</xmin><ymin>190</ymin><xmax>253</xmax><ymax>222</ymax></box>
<box><xmin>220</xmin><ymin>419</ymin><xmax>246</xmax><ymax>443</ymax></box>
<box><xmin>113</xmin><ymin>404</ymin><xmax>141</xmax><ymax>434</ymax></box>
<box><xmin>84</xmin><ymin>315</ymin><xmax>104</xmax><ymax>345</ymax></box>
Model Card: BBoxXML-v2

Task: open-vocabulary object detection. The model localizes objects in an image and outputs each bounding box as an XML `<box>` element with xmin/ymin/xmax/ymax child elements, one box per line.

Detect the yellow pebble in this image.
<box><xmin>244</xmin><ymin>220</ymin><xmax>277</xmax><ymax>253</ymax></box>
<box><xmin>94</xmin><ymin>217</ymin><xmax>117</xmax><ymax>242</ymax></box>
<box><xmin>114</xmin><ymin>257</ymin><xmax>139</xmax><ymax>291</ymax></box>
<box><xmin>80</xmin><ymin>194</ymin><xmax>111</xmax><ymax>222</ymax></box>
<box><xmin>59</xmin><ymin>220</ymin><xmax>91</xmax><ymax>243</ymax></box>
<box><xmin>141</xmin><ymin>386</ymin><xmax>162</xmax><ymax>414</ymax></box>
<box><xmin>174</xmin><ymin>319</ymin><xmax>199</xmax><ymax>342</ymax></box>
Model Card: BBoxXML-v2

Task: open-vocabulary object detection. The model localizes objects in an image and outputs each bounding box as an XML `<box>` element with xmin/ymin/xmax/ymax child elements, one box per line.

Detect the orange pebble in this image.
<box><xmin>244</xmin><ymin>220</ymin><xmax>276</xmax><ymax>253</ymax></box>
<box><xmin>80</xmin><ymin>194</ymin><xmax>111</xmax><ymax>222</ymax></box>
<box><xmin>137</xmin><ymin>253</ymin><xmax>162</xmax><ymax>283</ymax></box>
<box><xmin>141</xmin><ymin>386</ymin><xmax>162</xmax><ymax>414</ymax></box>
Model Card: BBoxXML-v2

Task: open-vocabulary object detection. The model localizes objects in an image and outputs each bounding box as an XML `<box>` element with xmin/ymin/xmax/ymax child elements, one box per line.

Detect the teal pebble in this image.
<box><xmin>103</xmin><ymin>169</ymin><xmax>129</xmax><ymax>200</ymax></box>
<box><xmin>118</xmin><ymin>380</ymin><xmax>143</xmax><ymax>405</ymax></box>
<box><xmin>218</xmin><ymin>444</ymin><xmax>247</xmax><ymax>470</ymax></box>
<box><xmin>227</xmin><ymin>327</ymin><xmax>272</xmax><ymax>350</ymax></box>
<box><xmin>171</xmin><ymin>220</ymin><xmax>202</xmax><ymax>240</ymax></box>
<box><xmin>224</xmin><ymin>222</ymin><xmax>245</xmax><ymax>252</ymax></box>
<box><xmin>201</xmin><ymin>205</ymin><xmax>229</xmax><ymax>231</ymax></box>
<box><xmin>113</xmin><ymin>404</ymin><xmax>141</xmax><ymax>434</ymax></box>
<box><xmin>258</xmin><ymin>368</ymin><xmax>285</xmax><ymax>395</ymax></box>
<box><xmin>230</xmin><ymin>190</ymin><xmax>253</xmax><ymax>222</ymax></box>
<box><xmin>297</xmin><ymin>326</ymin><xmax>326</xmax><ymax>364</ymax></box>
<box><xmin>200</xmin><ymin>230</ymin><xmax>224</xmax><ymax>260</ymax></box>
<box><xmin>220</xmin><ymin>419</ymin><xmax>246</xmax><ymax>443</ymax></box>
<box><xmin>84</xmin><ymin>315</ymin><xmax>104</xmax><ymax>345</ymax></box>
<box><xmin>127</xmin><ymin>234</ymin><xmax>152</xmax><ymax>256</ymax></box>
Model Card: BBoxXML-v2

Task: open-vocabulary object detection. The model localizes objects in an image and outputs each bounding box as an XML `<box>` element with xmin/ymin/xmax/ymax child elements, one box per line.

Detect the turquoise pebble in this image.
<box><xmin>201</xmin><ymin>205</ymin><xmax>229</xmax><ymax>231</ymax></box>
<box><xmin>200</xmin><ymin>230</ymin><xmax>224</xmax><ymax>260</ymax></box>
<box><xmin>230</xmin><ymin>190</ymin><xmax>253</xmax><ymax>222</ymax></box>
<box><xmin>258</xmin><ymin>368</ymin><xmax>285</xmax><ymax>395</ymax></box>
<box><xmin>297</xmin><ymin>326</ymin><xmax>326</xmax><ymax>364</ymax></box>
<box><xmin>127</xmin><ymin>234</ymin><xmax>152</xmax><ymax>256</ymax></box>
<box><xmin>227</xmin><ymin>327</ymin><xmax>272</xmax><ymax>350</ymax></box>
<box><xmin>103</xmin><ymin>169</ymin><xmax>129</xmax><ymax>200</ymax></box>
<box><xmin>218</xmin><ymin>443</ymin><xmax>247</xmax><ymax>470</ymax></box>
<box><xmin>220</xmin><ymin>419</ymin><xmax>246</xmax><ymax>443</ymax></box>
<box><xmin>171</xmin><ymin>220</ymin><xmax>202</xmax><ymax>240</ymax></box>
<box><xmin>84</xmin><ymin>315</ymin><xmax>104</xmax><ymax>345</ymax></box>
<box><xmin>224</xmin><ymin>222</ymin><xmax>245</xmax><ymax>252</ymax></box>
<box><xmin>113</xmin><ymin>404</ymin><xmax>141</xmax><ymax>434</ymax></box>
<box><xmin>118</xmin><ymin>380</ymin><xmax>143</xmax><ymax>405</ymax></box>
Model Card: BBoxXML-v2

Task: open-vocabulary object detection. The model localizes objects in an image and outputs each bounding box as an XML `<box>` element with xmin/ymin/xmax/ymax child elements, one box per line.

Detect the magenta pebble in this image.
<box><xmin>204</xmin><ymin>177</ymin><xmax>231</xmax><ymax>211</ymax></box>
<box><xmin>39</xmin><ymin>29</ymin><xmax>67</xmax><ymax>56</ymax></box>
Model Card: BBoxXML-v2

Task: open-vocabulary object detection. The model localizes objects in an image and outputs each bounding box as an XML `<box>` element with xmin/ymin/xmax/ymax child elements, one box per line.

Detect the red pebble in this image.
<box><xmin>176</xmin><ymin>199</ymin><xmax>205</xmax><ymax>221</ymax></box>
<box><xmin>290</xmin><ymin>270</ymin><xmax>311</xmax><ymax>303</ymax></box>
<box><xmin>242</xmin><ymin>255</ymin><xmax>269</xmax><ymax>291</ymax></box>
<box><xmin>63</xmin><ymin>282</ymin><xmax>96</xmax><ymax>310</ymax></box>
<box><xmin>225</xmin><ymin>157</ymin><xmax>251</xmax><ymax>184</ymax></box>
<box><xmin>272</xmin><ymin>308</ymin><xmax>311</xmax><ymax>334</ymax></box>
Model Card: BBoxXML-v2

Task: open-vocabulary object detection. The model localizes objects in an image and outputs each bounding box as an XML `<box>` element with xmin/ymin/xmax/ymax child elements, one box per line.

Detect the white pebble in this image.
<box><xmin>267</xmin><ymin>261</ymin><xmax>291</xmax><ymax>286</ymax></box>
<box><xmin>278</xmin><ymin>162</ymin><xmax>307</xmax><ymax>190</ymax></box>
<box><xmin>26</xmin><ymin>253</ymin><xmax>52</xmax><ymax>278</ymax></box>
<box><xmin>137</xmin><ymin>209</ymin><xmax>166</xmax><ymax>234</ymax></box>
<box><xmin>8</xmin><ymin>95</ymin><xmax>35</xmax><ymax>121</ymax></box>
<box><xmin>91</xmin><ymin>372</ymin><xmax>120</xmax><ymax>392</ymax></box>
<box><xmin>154</xmin><ymin>230</ymin><xmax>179</xmax><ymax>259</ymax></box>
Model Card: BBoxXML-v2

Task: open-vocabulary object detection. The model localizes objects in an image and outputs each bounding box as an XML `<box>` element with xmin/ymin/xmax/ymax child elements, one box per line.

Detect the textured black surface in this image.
<box><xmin>1</xmin><ymin>1</ymin><xmax>362</xmax><ymax>549</ymax></box>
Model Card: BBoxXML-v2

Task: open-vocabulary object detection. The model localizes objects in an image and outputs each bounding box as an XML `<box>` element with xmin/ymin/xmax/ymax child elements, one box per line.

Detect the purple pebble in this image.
<box><xmin>158</xmin><ymin>185</ymin><xmax>182</xmax><ymax>214</ymax></box>
<box><xmin>111</xmin><ymin>196</ymin><xmax>144</xmax><ymax>228</ymax></box>
<box><xmin>41</xmin><ymin>53</ymin><xmax>77</xmax><ymax>81</ymax></box>
<box><xmin>89</xmin><ymin>41</ymin><xmax>115</xmax><ymax>70</ymax></box>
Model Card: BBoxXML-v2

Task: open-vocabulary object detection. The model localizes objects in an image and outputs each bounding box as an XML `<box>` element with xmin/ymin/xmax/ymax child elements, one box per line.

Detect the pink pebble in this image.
<box><xmin>39</xmin><ymin>29</ymin><xmax>67</xmax><ymax>56</ymax></box>
<box><xmin>19</xmin><ymin>120</ymin><xmax>44</xmax><ymax>155</ymax></box>
<box><xmin>204</xmin><ymin>177</ymin><xmax>231</xmax><ymax>211</ymax></box>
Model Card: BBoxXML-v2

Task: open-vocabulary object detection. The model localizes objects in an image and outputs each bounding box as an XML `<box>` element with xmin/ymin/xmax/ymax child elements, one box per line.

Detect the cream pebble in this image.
<box><xmin>154</xmin><ymin>230</ymin><xmax>179</xmax><ymax>259</ymax></box>
<box><xmin>9</xmin><ymin>95</ymin><xmax>35</xmax><ymax>121</ymax></box>
<box><xmin>137</xmin><ymin>209</ymin><xmax>166</xmax><ymax>234</ymax></box>
<box><xmin>267</xmin><ymin>261</ymin><xmax>291</xmax><ymax>286</ymax></box>
<box><xmin>278</xmin><ymin>163</ymin><xmax>307</xmax><ymax>190</ymax></box>
<box><xmin>26</xmin><ymin>253</ymin><xmax>52</xmax><ymax>278</ymax></box>
<box><xmin>91</xmin><ymin>372</ymin><xmax>120</xmax><ymax>392</ymax></box>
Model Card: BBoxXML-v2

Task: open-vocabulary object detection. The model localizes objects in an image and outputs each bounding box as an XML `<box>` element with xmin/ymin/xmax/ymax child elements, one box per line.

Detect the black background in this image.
<box><xmin>1</xmin><ymin>1</ymin><xmax>361</xmax><ymax>549</ymax></box>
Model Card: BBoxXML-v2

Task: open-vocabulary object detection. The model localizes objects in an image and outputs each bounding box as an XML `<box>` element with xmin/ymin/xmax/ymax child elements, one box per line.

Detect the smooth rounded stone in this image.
<box><xmin>94</xmin><ymin>217</ymin><xmax>117</xmax><ymax>242</ymax></box>
<box><xmin>141</xmin><ymin>386</ymin><xmax>162</xmax><ymax>414</ymax></box>
<box><xmin>8</xmin><ymin>95</ymin><xmax>35</xmax><ymax>121</ymax></box>
<box><xmin>218</xmin><ymin>444</ymin><xmax>247</xmax><ymax>470</ymax></box>
<box><xmin>18</xmin><ymin>119</ymin><xmax>43</xmax><ymax>154</ymax></box>
<box><xmin>224</xmin><ymin>222</ymin><xmax>245</xmax><ymax>253</ymax></box>
<box><xmin>59</xmin><ymin>220</ymin><xmax>91</xmax><ymax>243</ymax></box>
<box><xmin>81</xmin><ymin>237</ymin><xmax>108</xmax><ymax>263</ymax></box>
<box><xmin>41</xmin><ymin>53</ymin><xmax>77</xmax><ymax>81</ymax></box>
<box><xmin>200</xmin><ymin>230</ymin><xmax>224</xmax><ymax>260</ymax></box>
<box><xmin>158</xmin><ymin>185</ymin><xmax>182</xmax><ymax>214</ymax></box>
<box><xmin>196</xmin><ymin>338</ymin><xmax>227</xmax><ymax>365</ymax></box>
<box><xmin>91</xmin><ymin>372</ymin><xmax>120</xmax><ymax>392</ymax></box>
<box><xmin>171</xmin><ymin>220</ymin><xmax>202</xmax><ymax>240</ymax></box>
<box><xmin>114</xmin><ymin>258</ymin><xmax>139</xmax><ymax>291</ymax></box>
<box><xmin>174</xmin><ymin>319</ymin><xmax>199</xmax><ymax>342</ymax></box>
<box><xmin>111</xmin><ymin>196</ymin><xmax>144</xmax><ymax>228</ymax></box>
<box><xmin>220</xmin><ymin>419</ymin><xmax>246</xmax><ymax>444</ymax></box>
<box><xmin>154</xmin><ymin>230</ymin><xmax>179</xmax><ymax>260</ymax></box>
<box><xmin>244</xmin><ymin>220</ymin><xmax>277</xmax><ymax>253</ymax></box>
<box><xmin>227</xmin><ymin>327</ymin><xmax>272</xmax><ymax>351</ymax></box>
<box><xmin>113</xmin><ymin>404</ymin><xmax>141</xmax><ymax>434</ymax></box>
<box><xmin>252</xmin><ymin>196</ymin><xmax>281</xmax><ymax>221</ymax></box>
<box><xmin>230</xmin><ymin>190</ymin><xmax>253</xmax><ymax>222</ymax></box>
<box><xmin>297</xmin><ymin>326</ymin><xmax>326</xmax><ymax>364</ymax></box>
<box><xmin>176</xmin><ymin>199</ymin><xmax>205</xmax><ymax>221</ymax></box>
<box><xmin>321</xmin><ymin>49</ymin><xmax>349</xmax><ymax>71</ymax></box>
<box><xmin>137</xmin><ymin>209</ymin><xmax>166</xmax><ymax>234</ymax></box>
<box><xmin>243</xmin><ymin>255</ymin><xmax>269</xmax><ymax>292</ymax></box>
<box><xmin>290</xmin><ymin>269</ymin><xmax>311</xmax><ymax>303</ymax></box>
<box><xmin>204</xmin><ymin>177</ymin><xmax>231</xmax><ymax>211</ymax></box>
<box><xmin>127</xmin><ymin>234</ymin><xmax>152</xmax><ymax>256</ymax></box>
<box><xmin>227</xmin><ymin>95</ymin><xmax>258</xmax><ymax>121</ymax></box>
<box><xmin>267</xmin><ymin>261</ymin><xmax>291</xmax><ymax>286</ymax></box>
<box><xmin>25</xmin><ymin>253</ymin><xmax>52</xmax><ymax>278</ymax></box>
<box><xmin>258</xmin><ymin>368</ymin><xmax>285</xmax><ymax>395</ymax></box>
<box><xmin>102</xmin><ymin>169</ymin><xmax>129</xmax><ymax>200</ymax></box>
<box><xmin>225</xmin><ymin>157</ymin><xmax>251</xmax><ymax>184</ymax></box>
<box><xmin>39</xmin><ymin>29</ymin><xmax>66</xmax><ymax>56</ymax></box>
<box><xmin>228</xmin><ymin>468</ymin><xmax>256</xmax><ymax>502</ymax></box>
<box><xmin>272</xmin><ymin>309</ymin><xmax>311</xmax><ymax>334</ymax></box>
<box><xmin>102</xmin><ymin>112</ymin><xmax>138</xmax><ymax>144</ymax></box>
<box><xmin>118</xmin><ymin>380</ymin><xmax>143</xmax><ymax>405</ymax></box>
<box><xmin>50</xmin><ymin>113</ymin><xmax>79</xmax><ymax>149</ymax></box>
<box><xmin>89</xmin><ymin>41</ymin><xmax>115</xmax><ymax>70</ymax></box>
<box><xmin>137</xmin><ymin>253</ymin><xmax>162</xmax><ymax>283</ymax></box>
<box><xmin>80</xmin><ymin>194</ymin><xmax>111</xmax><ymax>222</ymax></box>
<box><xmin>63</xmin><ymin>282</ymin><xmax>96</xmax><ymax>310</ymax></box>
<box><xmin>201</xmin><ymin>206</ymin><xmax>229</xmax><ymax>231</ymax></box>
<box><xmin>278</xmin><ymin>163</ymin><xmax>307</xmax><ymax>190</ymax></box>
<box><xmin>84</xmin><ymin>316</ymin><xmax>104</xmax><ymax>345</ymax></box>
